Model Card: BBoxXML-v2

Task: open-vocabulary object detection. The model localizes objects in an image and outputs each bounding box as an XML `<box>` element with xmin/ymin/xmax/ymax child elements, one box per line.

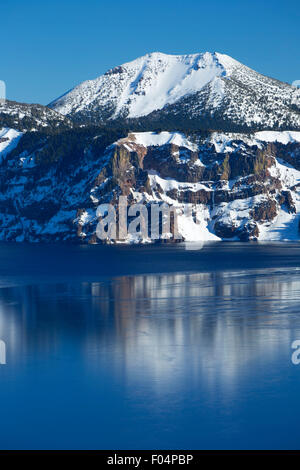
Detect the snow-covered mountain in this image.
<box><xmin>2</xmin><ymin>52</ymin><xmax>300</xmax><ymax>243</ymax></box>
<box><xmin>1</xmin><ymin>127</ymin><xmax>300</xmax><ymax>243</ymax></box>
<box><xmin>49</xmin><ymin>52</ymin><xmax>300</xmax><ymax>132</ymax></box>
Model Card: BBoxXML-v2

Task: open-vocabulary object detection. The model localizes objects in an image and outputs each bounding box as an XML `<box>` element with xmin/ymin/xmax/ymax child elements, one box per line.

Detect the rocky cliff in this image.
<box><xmin>1</xmin><ymin>128</ymin><xmax>300</xmax><ymax>243</ymax></box>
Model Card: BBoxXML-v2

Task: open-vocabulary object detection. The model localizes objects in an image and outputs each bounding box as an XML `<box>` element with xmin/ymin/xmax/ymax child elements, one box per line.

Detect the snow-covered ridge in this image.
<box><xmin>255</xmin><ymin>131</ymin><xmax>300</xmax><ymax>145</ymax></box>
<box><xmin>49</xmin><ymin>51</ymin><xmax>231</xmax><ymax>118</ymax></box>
<box><xmin>127</xmin><ymin>131</ymin><xmax>198</xmax><ymax>151</ymax></box>
<box><xmin>49</xmin><ymin>51</ymin><xmax>300</xmax><ymax>132</ymax></box>
<box><xmin>209</xmin><ymin>131</ymin><xmax>300</xmax><ymax>153</ymax></box>
<box><xmin>0</xmin><ymin>100</ymin><xmax>72</xmax><ymax>132</ymax></box>
<box><xmin>118</xmin><ymin>130</ymin><xmax>300</xmax><ymax>154</ymax></box>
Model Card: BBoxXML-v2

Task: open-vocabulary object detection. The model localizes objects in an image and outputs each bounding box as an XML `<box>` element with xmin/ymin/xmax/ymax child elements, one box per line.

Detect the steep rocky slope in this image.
<box><xmin>1</xmin><ymin>128</ymin><xmax>300</xmax><ymax>243</ymax></box>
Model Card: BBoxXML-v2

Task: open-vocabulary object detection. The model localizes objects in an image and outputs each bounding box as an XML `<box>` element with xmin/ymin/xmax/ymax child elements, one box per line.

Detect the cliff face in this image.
<box><xmin>1</xmin><ymin>128</ymin><xmax>300</xmax><ymax>243</ymax></box>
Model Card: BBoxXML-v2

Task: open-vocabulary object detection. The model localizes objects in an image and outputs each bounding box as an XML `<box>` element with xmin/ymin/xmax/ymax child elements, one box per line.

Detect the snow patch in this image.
<box><xmin>0</xmin><ymin>128</ymin><xmax>23</xmax><ymax>161</ymax></box>
<box><xmin>255</xmin><ymin>131</ymin><xmax>300</xmax><ymax>145</ymax></box>
<box><xmin>131</xmin><ymin>131</ymin><xmax>198</xmax><ymax>151</ymax></box>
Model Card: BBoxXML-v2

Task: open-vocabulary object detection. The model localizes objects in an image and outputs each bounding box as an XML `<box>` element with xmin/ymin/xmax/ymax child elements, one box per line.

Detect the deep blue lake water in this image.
<box><xmin>1</xmin><ymin>242</ymin><xmax>300</xmax><ymax>449</ymax></box>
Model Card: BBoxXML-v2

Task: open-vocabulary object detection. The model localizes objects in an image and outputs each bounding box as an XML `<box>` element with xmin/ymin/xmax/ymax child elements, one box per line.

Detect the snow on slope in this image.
<box><xmin>115</xmin><ymin>52</ymin><xmax>228</xmax><ymax>118</ymax></box>
<box><xmin>258</xmin><ymin>159</ymin><xmax>300</xmax><ymax>241</ymax></box>
<box><xmin>255</xmin><ymin>131</ymin><xmax>300</xmax><ymax>145</ymax></box>
<box><xmin>207</xmin><ymin>131</ymin><xmax>300</xmax><ymax>153</ymax></box>
<box><xmin>0</xmin><ymin>100</ymin><xmax>72</xmax><ymax>132</ymax></box>
<box><xmin>0</xmin><ymin>128</ymin><xmax>23</xmax><ymax>162</ymax></box>
<box><xmin>132</xmin><ymin>131</ymin><xmax>198</xmax><ymax>150</ymax></box>
<box><xmin>49</xmin><ymin>51</ymin><xmax>300</xmax><ymax>131</ymax></box>
<box><xmin>121</xmin><ymin>129</ymin><xmax>300</xmax><ymax>156</ymax></box>
<box><xmin>49</xmin><ymin>52</ymin><xmax>229</xmax><ymax>118</ymax></box>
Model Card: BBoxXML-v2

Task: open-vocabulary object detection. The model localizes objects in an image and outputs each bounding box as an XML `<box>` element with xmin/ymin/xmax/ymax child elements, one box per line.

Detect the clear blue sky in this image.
<box><xmin>2</xmin><ymin>0</ymin><xmax>299</xmax><ymax>105</ymax></box>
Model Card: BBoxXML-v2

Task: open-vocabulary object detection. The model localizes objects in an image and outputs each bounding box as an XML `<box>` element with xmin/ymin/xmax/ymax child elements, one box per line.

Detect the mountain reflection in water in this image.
<box><xmin>1</xmin><ymin>246</ymin><xmax>300</xmax><ymax>449</ymax></box>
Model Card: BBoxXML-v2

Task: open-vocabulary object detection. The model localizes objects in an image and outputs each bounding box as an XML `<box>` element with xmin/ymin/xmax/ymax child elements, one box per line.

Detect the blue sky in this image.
<box><xmin>2</xmin><ymin>0</ymin><xmax>299</xmax><ymax>105</ymax></box>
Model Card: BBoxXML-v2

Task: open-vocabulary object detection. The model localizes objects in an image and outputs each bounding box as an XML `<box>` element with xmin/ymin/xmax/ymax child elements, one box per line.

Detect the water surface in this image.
<box><xmin>0</xmin><ymin>242</ymin><xmax>300</xmax><ymax>449</ymax></box>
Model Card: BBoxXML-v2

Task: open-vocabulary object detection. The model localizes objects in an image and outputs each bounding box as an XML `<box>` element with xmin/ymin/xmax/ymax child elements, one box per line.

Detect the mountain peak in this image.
<box><xmin>49</xmin><ymin>50</ymin><xmax>231</xmax><ymax>117</ymax></box>
<box><xmin>49</xmin><ymin>51</ymin><xmax>300</xmax><ymax>132</ymax></box>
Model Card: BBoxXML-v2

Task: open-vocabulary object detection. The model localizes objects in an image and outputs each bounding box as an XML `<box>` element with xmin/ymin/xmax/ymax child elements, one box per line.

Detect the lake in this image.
<box><xmin>0</xmin><ymin>242</ymin><xmax>300</xmax><ymax>449</ymax></box>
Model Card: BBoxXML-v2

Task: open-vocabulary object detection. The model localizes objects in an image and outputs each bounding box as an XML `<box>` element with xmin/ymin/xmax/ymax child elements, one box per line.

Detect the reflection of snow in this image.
<box><xmin>85</xmin><ymin>269</ymin><xmax>300</xmax><ymax>392</ymax></box>
<box><xmin>1</xmin><ymin>268</ymin><xmax>300</xmax><ymax>392</ymax></box>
